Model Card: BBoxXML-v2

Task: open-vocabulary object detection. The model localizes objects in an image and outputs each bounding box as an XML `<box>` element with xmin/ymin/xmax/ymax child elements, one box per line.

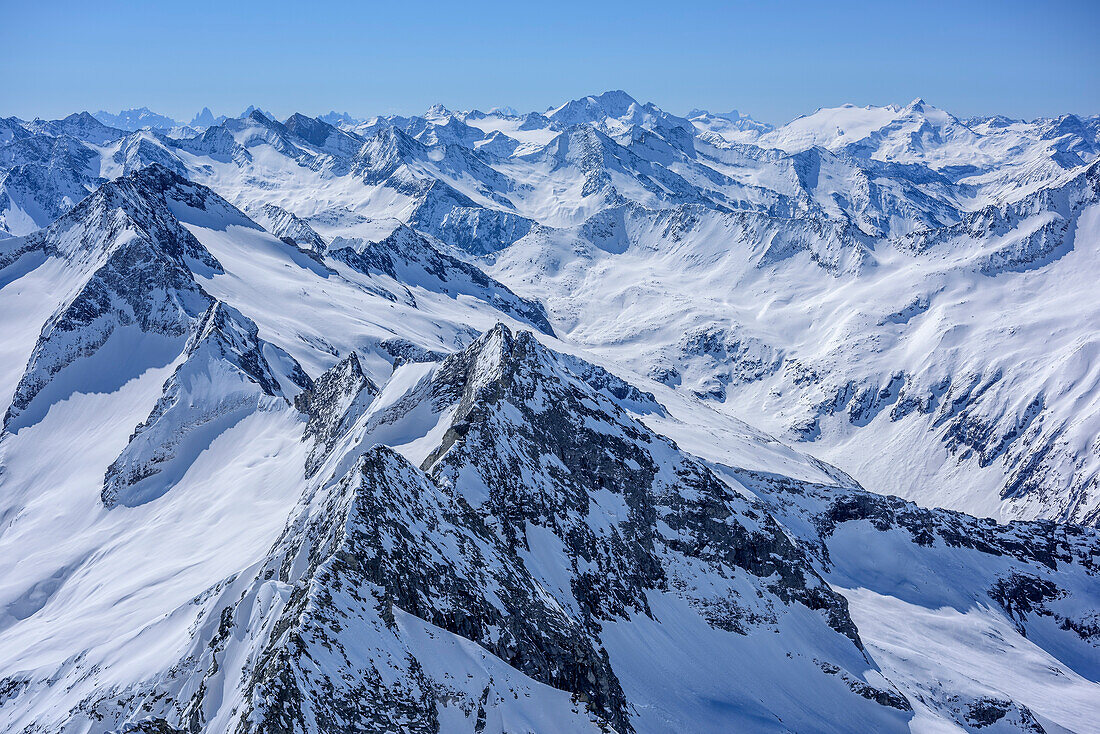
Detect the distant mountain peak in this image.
<box><xmin>550</xmin><ymin>89</ymin><xmax>641</xmax><ymax>120</ymax></box>
<box><xmin>240</xmin><ymin>104</ymin><xmax>275</xmax><ymax>120</ymax></box>
<box><xmin>93</xmin><ymin>107</ymin><xmax>180</xmax><ymax>131</ymax></box>
<box><xmin>425</xmin><ymin>102</ymin><xmax>452</xmax><ymax>119</ymax></box>
<box><xmin>319</xmin><ymin>110</ymin><xmax>357</xmax><ymax>126</ymax></box>
<box><xmin>190</xmin><ymin>107</ymin><xmax>212</xmax><ymax>126</ymax></box>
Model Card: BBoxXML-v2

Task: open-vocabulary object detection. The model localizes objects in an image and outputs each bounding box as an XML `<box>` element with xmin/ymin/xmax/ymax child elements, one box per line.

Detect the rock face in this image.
<box><xmin>424</xmin><ymin>326</ymin><xmax>862</xmax><ymax>648</ymax></box>
<box><xmin>223</xmin><ymin>445</ymin><xmax>626</xmax><ymax>733</ymax></box>
<box><xmin>295</xmin><ymin>351</ymin><xmax>378</xmax><ymax>477</ymax></box>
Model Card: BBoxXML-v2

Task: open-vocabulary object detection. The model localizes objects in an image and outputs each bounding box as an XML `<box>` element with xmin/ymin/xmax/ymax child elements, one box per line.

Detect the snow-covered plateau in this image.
<box><xmin>0</xmin><ymin>92</ymin><xmax>1097</xmax><ymax>733</ymax></box>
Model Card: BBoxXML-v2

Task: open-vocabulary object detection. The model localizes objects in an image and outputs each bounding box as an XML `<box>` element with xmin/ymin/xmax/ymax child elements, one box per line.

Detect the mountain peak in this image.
<box><xmin>282</xmin><ymin>113</ymin><xmax>338</xmax><ymax>146</ymax></box>
<box><xmin>425</xmin><ymin>103</ymin><xmax>452</xmax><ymax>119</ymax></box>
<box><xmin>92</xmin><ymin>107</ymin><xmax>179</xmax><ymax>131</ymax></box>
<box><xmin>67</xmin><ymin>111</ymin><xmax>99</xmax><ymax>124</ymax></box>
<box><xmin>102</xmin><ymin>299</ymin><xmax>311</xmax><ymax>508</ymax></box>
<box><xmin>592</xmin><ymin>89</ymin><xmax>639</xmax><ymax>107</ymax></box>
<box><xmin>318</xmin><ymin>110</ymin><xmax>356</xmax><ymax>126</ymax></box>
<box><xmin>549</xmin><ymin>90</ymin><xmax>641</xmax><ymax>124</ymax></box>
<box><xmin>190</xmin><ymin>106</ymin><xmax>216</xmax><ymax>127</ymax></box>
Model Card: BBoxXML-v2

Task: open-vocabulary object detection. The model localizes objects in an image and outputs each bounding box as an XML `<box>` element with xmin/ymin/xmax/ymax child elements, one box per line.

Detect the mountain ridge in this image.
<box><xmin>1</xmin><ymin>93</ymin><xmax>1099</xmax><ymax>733</ymax></box>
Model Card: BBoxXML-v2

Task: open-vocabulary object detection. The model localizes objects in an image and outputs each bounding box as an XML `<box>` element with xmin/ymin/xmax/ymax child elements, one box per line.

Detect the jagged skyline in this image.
<box><xmin>4</xmin><ymin>0</ymin><xmax>1098</xmax><ymax>124</ymax></box>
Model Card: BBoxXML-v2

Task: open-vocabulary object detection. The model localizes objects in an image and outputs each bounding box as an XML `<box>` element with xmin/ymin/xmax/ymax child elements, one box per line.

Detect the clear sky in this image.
<box><xmin>3</xmin><ymin>0</ymin><xmax>1098</xmax><ymax>125</ymax></box>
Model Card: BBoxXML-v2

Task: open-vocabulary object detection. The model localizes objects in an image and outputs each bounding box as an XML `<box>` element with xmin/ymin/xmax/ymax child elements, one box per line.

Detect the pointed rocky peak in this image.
<box><xmin>316</xmin><ymin>351</ymin><xmax>377</xmax><ymax>397</ymax></box>
<box><xmin>0</xmin><ymin>164</ymin><xmax>273</xmax><ymax>432</ymax></box>
<box><xmin>129</xmin><ymin>163</ymin><xmax>255</xmax><ymax>228</ymax></box>
<box><xmin>474</xmin><ymin>128</ymin><xmax>521</xmax><ymax>157</ymax></box>
<box><xmin>413</xmin><ymin>325</ymin><xmax>902</xmax><ymax>727</ymax></box>
<box><xmin>595</xmin><ymin>88</ymin><xmax>640</xmax><ymax>108</ymax></box>
<box><xmin>296</xmin><ymin>350</ymin><xmax>380</xmax><ymax>476</ymax></box>
<box><xmin>278</xmin><ymin>113</ymin><xmax>366</xmax><ymax>163</ymax></box>
<box><xmin>896</xmin><ymin>97</ymin><xmax>970</xmax><ymax>130</ymax></box>
<box><xmin>235</xmin><ymin>109</ymin><xmax>294</xmax><ymax>140</ymax></box>
<box><xmin>240</xmin><ymin>105</ymin><xmax>276</xmax><ymax>121</ymax></box>
<box><xmin>282</xmin><ymin>112</ymin><xmax>339</xmax><ymax>147</ymax></box>
<box><xmin>102</xmin><ymin>301</ymin><xmax>312</xmax><ymax>508</ymax></box>
<box><xmin>1</xmin><ymin>180</ymin><xmax>224</xmax><ymax>432</ymax></box>
<box><xmin>549</xmin><ymin>90</ymin><xmax>641</xmax><ymax>125</ymax></box>
<box><xmin>173</xmin><ymin>120</ymin><xmax>249</xmax><ymax>161</ymax></box>
<box><xmin>68</xmin><ymin>110</ymin><xmax>111</xmax><ymax>126</ymax></box>
<box><xmin>189</xmin><ymin>106</ymin><xmax>217</xmax><ymax>128</ymax></box>
<box><xmin>548</xmin><ymin>91</ymin><xmax>697</xmax><ymax>152</ymax></box>
<box><xmin>430</xmin><ymin>323</ymin><xmax>661</xmax><ymax>432</ymax></box>
<box><xmin>183</xmin><ymin>302</ymin><xmax>313</xmax><ymax>399</ymax></box>
<box><xmin>424</xmin><ymin>102</ymin><xmax>452</xmax><ymax>121</ymax></box>
<box><xmin>906</xmin><ymin>97</ymin><xmax>927</xmax><ymax>109</ymax></box>
<box><xmin>351</xmin><ymin>125</ymin><xmax>425</xmax><ymax>182</ymax></box>
<box><xmin>53</xmin><ymin>163</ymin><xmax>239</xmax><ymax>271</ymax></box>
<box><xmin>187</xmin><ymin>301</ymin><xmax>313</xmax><ymax>398</ymax></box>
<box><xmin>403</xmin><ymin>112</ymin><xmax>488</xmax><ymax>149</ymax></box>
<box><xmin>429</xmin><ymin>322</ymin><xmax>520</xmax><ymax>407</ymax></box>
<box><xmin>379</xmin><ymin>122</ymin><xmax>424</xmax><ymax>152</ymax></box>
<box><xmin>539</xmin><ymin>122</ymin><xmax>612</xmax><ymax>165</ymax></box>
<box><xmin>112</xmin><ymin>132</ymin><xmax>188</xmax><ymax>178</ymax></box>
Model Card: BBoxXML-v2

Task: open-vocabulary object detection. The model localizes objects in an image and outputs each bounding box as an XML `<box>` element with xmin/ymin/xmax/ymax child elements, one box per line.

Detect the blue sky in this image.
<box><xmin>3</xmin><ymin>0</ymin><xmax>1098</xmax><ymax>124</ymax></box>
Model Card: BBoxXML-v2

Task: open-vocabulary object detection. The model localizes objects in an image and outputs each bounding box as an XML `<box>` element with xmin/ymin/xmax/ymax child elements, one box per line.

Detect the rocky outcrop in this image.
<box><xmin>295</xmin><ymin>351</ymin><xmax>379</xmax><ymax>477</ymax></box>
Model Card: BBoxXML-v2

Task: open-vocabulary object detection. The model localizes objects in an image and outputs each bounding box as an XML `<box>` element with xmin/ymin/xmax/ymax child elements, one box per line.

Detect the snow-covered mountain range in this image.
<box><xmin>0</xmin><ymin>91</ymin><xmax>1098</xmax><ymax>732</ymax></box>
